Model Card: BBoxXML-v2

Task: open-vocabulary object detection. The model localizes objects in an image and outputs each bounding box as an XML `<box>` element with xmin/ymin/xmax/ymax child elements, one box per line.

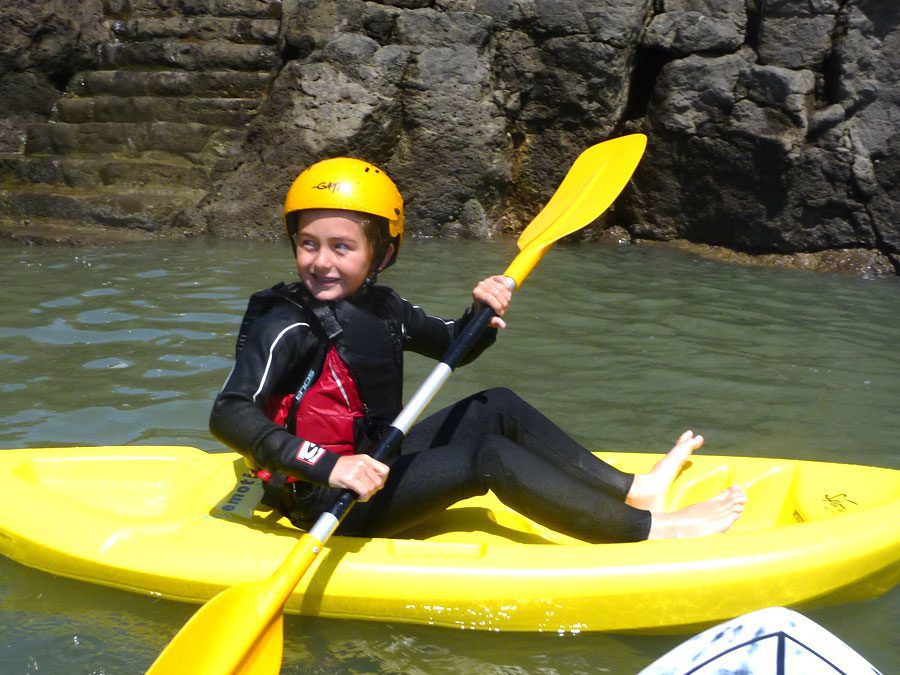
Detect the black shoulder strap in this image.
<box><xmin>235</xmin><ymin>282</ymin><xmax>344</xmax><ymax>355</ymax></box>
<box><xmin>279</xmin><ymin>282</ymin><xmax>343</xmax><ymax>342</ymax></box>
<box><xmin>308</xmin><ymin>301</ymin><xmax>343</xmax><ymax>341</ymax></box>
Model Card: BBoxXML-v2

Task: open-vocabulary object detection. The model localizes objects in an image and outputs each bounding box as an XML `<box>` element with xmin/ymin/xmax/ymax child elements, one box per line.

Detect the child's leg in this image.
<box><xmin>402</xmin><ymin>387</ymin><xmax>634</xmax><ymax>499</ymax></box>
<box><xmin>348</xmin><ymin>432</ymin><xmax>652</xmax><ymax>543</ymax></box>
<box><xmin>342</xmin><ymin>388</ymin><xmax>743</xmax><ymax>541</ymax></box>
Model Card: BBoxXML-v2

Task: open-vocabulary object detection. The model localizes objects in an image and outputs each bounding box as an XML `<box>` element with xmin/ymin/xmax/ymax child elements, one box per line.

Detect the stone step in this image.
<box><xmin>70</xmin><ymin>70</ymin><xmax>271</xmax><ymax>98</ymax></box>
<box><xmin>107</xmin><ymin>0</ymin><xmax>282</xmax><ymax>20</ymax></box>
<box><xmin>0</xmin><ymin>183</ymin><xmax>206</xmax><ymax>231</ymax></box>
<box><xmin>0</xmin><ymin>153</ymin><xmax>210</xmax><ymax>190</ymax></box>
<box><xmin>99</xmin><ymin>39</ymin><xmax>278</xmax><ymax>71</ymax></box>
<box><xmin>54</xmin><ymin>95</ymin><xmax>260</xmax><ymax>125</ymax></box>
<box><xmin>24</xmin><ymin>121</ymin><xmax>245</xmax><ymax>161</ymax></box>
<box><xmin>109</xmin><ymin>16</ymin><xmax>280</xmax><ymax>44</ymax></box>
<box><xmin>0</xmin><ymin>215</ymin><xmax>172</xmax><ymax>244</ymax></box>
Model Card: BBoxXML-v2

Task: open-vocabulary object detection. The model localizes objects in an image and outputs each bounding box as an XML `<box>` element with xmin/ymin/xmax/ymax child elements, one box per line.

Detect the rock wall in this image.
<box><xmin>1</xmin><ymin>0</ymin><xmax>897</xmax><ymax>274</ymax></box>
<box><xmin>0</xmin><ymin>1</ymin><xmax>107</xmax><ymax>152</ymax></box>
<box><xmin>626</xmin><ymin>0</ymin><xmax>899</xmax><ymax>275</ymax></box>
<box><xmin>202</xmin><ymin>0</ymin><xmax>654</xmax><ymax>240</ymax></box>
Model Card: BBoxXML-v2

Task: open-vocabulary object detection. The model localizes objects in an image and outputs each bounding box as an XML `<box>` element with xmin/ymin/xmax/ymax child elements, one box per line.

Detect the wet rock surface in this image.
<box><xmin>0</xmin><ymin>0</ymin><xmax>897</xmax><ymax>276</ymax></box>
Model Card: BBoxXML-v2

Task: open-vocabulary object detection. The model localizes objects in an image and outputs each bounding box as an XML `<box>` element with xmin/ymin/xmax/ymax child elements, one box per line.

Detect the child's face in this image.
<box><xmin>295</xmin><ymin>209</ymin><xmax>375</xmax><ymax>301</ymax></box>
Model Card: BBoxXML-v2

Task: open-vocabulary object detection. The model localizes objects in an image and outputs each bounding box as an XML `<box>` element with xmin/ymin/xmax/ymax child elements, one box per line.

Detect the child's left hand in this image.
<box><xmin>472</xmin><ymin>275</ymin><xmax>512</xmax><ymax>329</ymax></box>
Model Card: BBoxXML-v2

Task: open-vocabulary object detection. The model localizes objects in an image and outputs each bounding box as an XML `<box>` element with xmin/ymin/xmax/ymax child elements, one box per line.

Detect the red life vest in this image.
<box><xmin>264</xmin><ymin>345</ymin><xmax>364</xmax><ymax>457</ymax></box>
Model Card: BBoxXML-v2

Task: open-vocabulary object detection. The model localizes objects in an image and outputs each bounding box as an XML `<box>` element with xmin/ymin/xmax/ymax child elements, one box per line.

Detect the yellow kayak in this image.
<box><xmin>1</xmin><ymin>445</ymin><xmax>897</xmax><ymax>634</ymax></box>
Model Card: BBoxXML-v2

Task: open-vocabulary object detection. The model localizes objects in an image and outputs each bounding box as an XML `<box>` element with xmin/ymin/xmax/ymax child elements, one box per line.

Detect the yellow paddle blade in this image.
<box><xmin>504</xmin><ymin>134</ymin><xmax>646</xmax><ymax>286</ymax></box>
<box><xmin>517</xmin><ymin>134</ymin><xmax>646</xmax><ymax>251</ymax></box>
<box><xmin>147</xmin><ymin>580</ymin><xmax>283</xmax><ymax>675</ymax></box>
<box><xmin>235</xmin><ymin>614</ymin><xmax>284</xmax><ymax>675</ymax></box>
<box><xmin>147</xmin><ymin>533</ymin><xmax>320</xmax><ymax>675</ymax></box>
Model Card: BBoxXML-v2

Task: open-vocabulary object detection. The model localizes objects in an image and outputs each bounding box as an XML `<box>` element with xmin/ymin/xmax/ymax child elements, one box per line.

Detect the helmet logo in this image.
<box><xmin>313</xmin><ymin>181</ymin><xmax>352</xmax><ymax>195</ymax></box>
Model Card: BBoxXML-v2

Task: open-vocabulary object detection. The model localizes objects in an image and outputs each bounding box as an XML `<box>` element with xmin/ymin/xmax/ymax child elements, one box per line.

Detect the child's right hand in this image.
<box><xmin>472</xmin><ymin>275</ymin><xmax>512</xmax><ymax>329</ymax></box>
<box><xmin>329</xmin><ymin>454</ymin><xmax>390</xmax><ymax>502</ymax></box>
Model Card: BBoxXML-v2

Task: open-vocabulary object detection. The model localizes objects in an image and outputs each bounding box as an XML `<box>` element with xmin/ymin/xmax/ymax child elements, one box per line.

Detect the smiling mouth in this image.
<box><xmin>310</xmin><ymin>273</ymin><xmax>340</xmax><ymax>285</ymax></box>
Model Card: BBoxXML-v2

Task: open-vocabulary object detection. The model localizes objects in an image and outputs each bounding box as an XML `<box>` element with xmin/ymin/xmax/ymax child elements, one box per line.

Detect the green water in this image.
<box><xmin>1</xmin><ymin>237</ymin><xmax>897</xmax><ymax>673</ymax></box>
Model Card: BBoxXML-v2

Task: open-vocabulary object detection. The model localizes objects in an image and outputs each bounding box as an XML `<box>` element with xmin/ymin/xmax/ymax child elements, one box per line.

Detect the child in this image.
<box><xmin>210</xmin><ymin>157</ymin><xmax>746</xmax><ymax>543</ymax></box>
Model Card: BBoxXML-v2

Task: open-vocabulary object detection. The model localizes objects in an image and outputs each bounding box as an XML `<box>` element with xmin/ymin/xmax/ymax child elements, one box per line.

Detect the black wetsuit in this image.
<box><xmin>210</xmin><ymin>283</ymin><xmax>652</xmax><ymax>543</ymax></box>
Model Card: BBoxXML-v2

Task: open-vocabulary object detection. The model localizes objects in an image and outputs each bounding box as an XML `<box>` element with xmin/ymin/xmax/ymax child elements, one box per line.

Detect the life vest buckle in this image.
<box><xmin>253</xmin><ymin>468</ymin><xmax>299</xmax><ymax>484</ymax></box>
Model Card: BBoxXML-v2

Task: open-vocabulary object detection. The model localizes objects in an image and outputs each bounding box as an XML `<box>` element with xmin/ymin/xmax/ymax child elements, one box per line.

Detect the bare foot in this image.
<box><xmin>626</xmin><ymin>430</ymin><xmax>703</xmax><ymax>512</ymax></box>
<box><xmin>647</xmin><ymin>486</ymin><xmax>747</xmax><ymax>539</ymax></box>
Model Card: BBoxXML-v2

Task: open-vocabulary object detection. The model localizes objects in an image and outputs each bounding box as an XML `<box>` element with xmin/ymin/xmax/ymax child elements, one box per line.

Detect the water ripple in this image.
<box><xmin>1</xmin><ymin>237</ymin><xmax>898</xmax><ymax>674</ymax></box>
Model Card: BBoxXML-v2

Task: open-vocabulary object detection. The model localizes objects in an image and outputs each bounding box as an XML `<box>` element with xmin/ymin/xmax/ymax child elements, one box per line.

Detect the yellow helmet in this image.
<box><xmin>283</xmin><ymin>156</ymin><xmax>404</xmax><ymax>245</ymax></box>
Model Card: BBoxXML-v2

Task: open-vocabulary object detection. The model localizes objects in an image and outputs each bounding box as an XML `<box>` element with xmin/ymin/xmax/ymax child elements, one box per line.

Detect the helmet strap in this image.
<box><xmin>286</xmin><ymin>212</ymin><xmax>299</xmax><ymax>253</ymax></box>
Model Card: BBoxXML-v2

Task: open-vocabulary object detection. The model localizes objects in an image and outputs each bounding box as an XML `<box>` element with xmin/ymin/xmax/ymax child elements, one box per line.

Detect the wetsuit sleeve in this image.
<box><xmin>209</xmin><ymin>305</ymin><xmax>340</xmax><ymax>485</ymax></box>
<box><xmin>396</xmin><ymin>293</ymin><xmax>497</xmax><ymax>363</ymax></box>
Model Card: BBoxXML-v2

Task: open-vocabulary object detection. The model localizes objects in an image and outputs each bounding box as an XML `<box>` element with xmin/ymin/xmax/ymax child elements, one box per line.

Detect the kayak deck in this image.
<box><xmin>2</xmin><ymin>446</ymin><xmax>898</xmax><ymax>633</ymax></box>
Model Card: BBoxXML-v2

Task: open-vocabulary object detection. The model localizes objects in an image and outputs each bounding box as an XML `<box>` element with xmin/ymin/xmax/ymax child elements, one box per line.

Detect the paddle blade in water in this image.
<box><xmin>148</xmin><ymin>527</ymin><xmax>322</xmax><ymax>674</ymax></box>
<box><xmin>147</xmin><ymin>580</ymin><xmax>283</xmax><ymax>675</ymax></box>
<box><xmin>516</xmin><ymin>134</ymin><xmax>647</xmax><ymax>252</ymax></box>
<box><xmin>235</xmin><ymin>614</ymin><xmax>284</xmax><ymax>675</ymax></box>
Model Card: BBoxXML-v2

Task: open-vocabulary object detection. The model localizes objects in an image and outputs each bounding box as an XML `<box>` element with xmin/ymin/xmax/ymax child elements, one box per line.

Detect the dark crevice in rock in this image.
<box><xmin>745</xmin><ymin>0</ymin><xmax>764</xmax><ymax>52</ymax></box>
<box><xmin>279</xmin><ymin>35</ymin><xmax>312</xmax><ymax>64</ymax></box>
<box><xmin>820</xmin><ymin>0</ymin><xmax>852</xmax><ymax>107</ymax></box>
<box><xmin>820</xmin><ymin>48</ymin><xmax>843</xmax><ymax>107</ymax></box>
<box><xmin>622</xmin><ymin>46</ymin><xmax>669</xmax><ymax>122</ymax></box>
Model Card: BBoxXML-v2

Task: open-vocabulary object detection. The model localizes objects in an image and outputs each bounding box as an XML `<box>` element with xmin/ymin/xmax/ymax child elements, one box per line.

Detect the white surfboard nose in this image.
<box><xmin>638</xmin><ymin>606</ymin><xmax>882</xmax><ymax>675</ymax></box>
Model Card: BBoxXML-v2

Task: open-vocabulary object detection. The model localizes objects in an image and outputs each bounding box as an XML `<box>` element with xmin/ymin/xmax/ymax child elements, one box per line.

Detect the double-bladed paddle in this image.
<box><xmin>147</xmin><ymin>133</ymin><xmax>647</xmax><ymax>675</ymax></box>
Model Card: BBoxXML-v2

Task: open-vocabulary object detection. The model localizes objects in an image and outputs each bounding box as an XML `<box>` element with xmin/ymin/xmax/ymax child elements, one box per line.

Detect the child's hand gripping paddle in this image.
<box><xmin>147</xmin><ymin>133</ymin><xmax>647</xmax><ymax>675</ymax></box>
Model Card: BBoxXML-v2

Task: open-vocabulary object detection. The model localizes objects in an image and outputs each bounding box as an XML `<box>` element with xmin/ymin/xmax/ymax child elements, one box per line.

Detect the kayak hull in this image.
<box><xmin>1</xmin><ymin>446</ymin><xmax>898</xmax><ymax>633</ymax></box>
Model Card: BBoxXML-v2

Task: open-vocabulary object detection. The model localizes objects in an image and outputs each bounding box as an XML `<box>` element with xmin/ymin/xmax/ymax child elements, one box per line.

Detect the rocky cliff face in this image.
<box><xmin>0</xmin><ymin>0</ymin><xmax>896</xmax><ymax>275</ymax></box>
<box><xmin>627</xmin><ymin>0</ymin><xmax>899</xmax><ymax>276</ymax></box>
